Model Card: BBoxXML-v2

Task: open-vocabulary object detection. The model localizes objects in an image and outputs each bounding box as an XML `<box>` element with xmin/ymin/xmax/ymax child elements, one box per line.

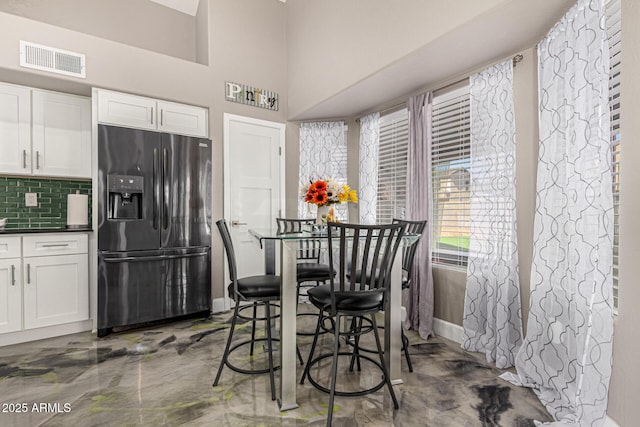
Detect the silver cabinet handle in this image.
<box><xmin>151</xmin><ymin>107</ymin><xmax>154</xmax><ymax>125</ymax></box>
<box><xmin>160</xmin><ymin>109</ymin><xmax>163</xmax><ymax>126</ymax></box>
<box><xmin>27</xmin><ymin>264</ymin><xmax>31</xmax><ymax>284</ymax></box>
<box><xmin>231</xmin><ymin>220</ymin><xmax>248</xmax><ymax>227</ymax></box>
<box><xmin>36</xmin><ymin>151</ymin><xmax>40</xmax><ymax>169</ymax></box>
<box><xmin>23</xmin><ymin>149</ymin><xmax>27</xmax><ymax>169</ymax></box>
<box><xmin>11</xmin><ymin>265</ymin><xmax>15</xmax><ymax>286</ymax></box>
<box><xmin>41</xmin><ymin>243</ymin><xmax>70</xmax><ymax>248</ymax></box>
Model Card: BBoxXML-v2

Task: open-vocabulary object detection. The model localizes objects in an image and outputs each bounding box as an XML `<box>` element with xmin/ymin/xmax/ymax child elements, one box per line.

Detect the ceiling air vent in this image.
<box><xmin>19</xmin><ymin>41</ymin><xmax>86</xmax><ymax>79</ymax></box>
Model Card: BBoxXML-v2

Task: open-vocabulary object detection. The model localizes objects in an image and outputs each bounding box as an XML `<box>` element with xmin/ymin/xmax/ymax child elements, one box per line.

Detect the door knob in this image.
<box><xmin>230</xmin><ymin>220</ymin><xmax>247</xmax><ymax>227</ymax></box>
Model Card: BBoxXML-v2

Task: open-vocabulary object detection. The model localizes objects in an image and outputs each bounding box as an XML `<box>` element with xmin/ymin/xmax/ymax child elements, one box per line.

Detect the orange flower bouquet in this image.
<box><xmin>301</xmin><ymin>178</ymin><xmax>358</xmax><ymax>224</ymax></box>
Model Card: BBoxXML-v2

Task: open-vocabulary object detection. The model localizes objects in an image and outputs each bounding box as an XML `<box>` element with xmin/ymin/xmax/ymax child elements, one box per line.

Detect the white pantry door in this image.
<box><xmin>223</xmin><ymin>114</ymin><xmax>285</xmax><ymax>294</ymax></box>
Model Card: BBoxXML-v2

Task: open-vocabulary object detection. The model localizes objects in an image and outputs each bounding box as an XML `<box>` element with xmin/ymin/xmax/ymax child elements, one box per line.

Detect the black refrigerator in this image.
<box><xmin>97</xmin><ymin>124</ymin><xmax>211</xmax><ymax>336</ymax></box>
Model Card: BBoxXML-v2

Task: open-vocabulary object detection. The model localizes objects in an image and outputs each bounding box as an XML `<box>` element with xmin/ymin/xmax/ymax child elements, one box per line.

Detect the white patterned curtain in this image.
<box><xmin>462</xmin><ymin>59</ymin><xmax>522</xmax><ymax>369</ymax></box>
<box><xmin>501</xmin><ymin>1</ymin><xmax>614</xmax><ymax>425</ymax></box>
<box><xmin>358</xmin><ymin>113</ymin><xmax>380</xmax><ymax>224</ymax></box>
<box><xmin>299</xmin><ymin>121</ymin><xmax>347</xmax><ymax>218</ymax></box>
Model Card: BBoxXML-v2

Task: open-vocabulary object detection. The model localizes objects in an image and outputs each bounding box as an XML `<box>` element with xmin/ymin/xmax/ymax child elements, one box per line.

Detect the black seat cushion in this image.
<box><xmin>297</xmin><ymin>263</ymin><xmax>335</xmax><ymax>281</ymax></box>
<box><xmin>228</xmin><ymin>275</ymin><xmax>281</xmax><ymax>300</ymax></box>
<box><xmin>307</xmin><ymin>284</ymin><xmax>383</xmax><ymax>312</ymax></box>
<box><xmin>349</xmin><ymin>269</ymin><xmax>409</xmax><ymax>288</ymax></box>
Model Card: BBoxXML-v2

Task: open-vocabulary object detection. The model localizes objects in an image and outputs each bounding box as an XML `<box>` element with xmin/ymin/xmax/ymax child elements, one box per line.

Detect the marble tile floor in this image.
<box><xmin>0</xmin><ymin>307</ymin><xmax>552</xmax><ymax>427</ymax></box>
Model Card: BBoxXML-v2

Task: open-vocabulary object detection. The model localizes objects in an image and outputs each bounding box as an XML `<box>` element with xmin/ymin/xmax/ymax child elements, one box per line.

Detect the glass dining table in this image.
<box><xmin>248</xmin><ymin>227</ymin><xmax>419</xmax><ymax>411</ymax></box>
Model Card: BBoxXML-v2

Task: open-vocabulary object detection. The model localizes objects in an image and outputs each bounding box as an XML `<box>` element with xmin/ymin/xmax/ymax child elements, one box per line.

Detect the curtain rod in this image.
<box><xmin>357</xmin><ymin>53</ymin><xmax>524</xmax><ymax>122</ymax></box>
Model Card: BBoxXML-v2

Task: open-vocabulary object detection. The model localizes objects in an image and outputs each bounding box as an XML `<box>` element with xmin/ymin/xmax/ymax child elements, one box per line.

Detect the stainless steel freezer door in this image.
<box><xmin>98</xmin><ymin>125</ymin><xmax>161</xmax><ymax>252</ymax></box>
<box><xmin>98</xmin><ymin>248</ymin><xmax>211</xmax><ymax>330</ymax></box>
<box><xmin>160</xmin><ymin>133</ymin><xmax>212</xmax><ymax>249</ymax></box>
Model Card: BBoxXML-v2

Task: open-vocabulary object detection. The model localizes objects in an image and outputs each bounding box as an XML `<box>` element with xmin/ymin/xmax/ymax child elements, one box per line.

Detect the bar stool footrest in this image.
<box><xmin>305</xmin><ymin>351</ymin><xmax>386</xmax><ymax>397</ymax></box>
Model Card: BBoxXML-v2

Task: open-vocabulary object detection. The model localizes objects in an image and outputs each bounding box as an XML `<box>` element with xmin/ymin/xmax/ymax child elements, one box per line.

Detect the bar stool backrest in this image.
<box><xmin>216</xmin><ymin>219</ymin><xmax>240</xmax><ymax>298</ymax></box>
<box><xmin>276</xmin><ymin>217</ymin><xmax>314</xmax><ymax>233</ymax></box>
<box><xmin>326</xmin><ymin>222</ymin><xmax>405</xmax><ymax>313</ymax></box>
<box><xmin>276</xmin><ymin>217</ymin><xmax>321</xmax><ymax>262</ymax></box>
<box><xmin>392</xmin><ymin>218</ymin><xmax>427</xmax><ymax>289</ymax></box>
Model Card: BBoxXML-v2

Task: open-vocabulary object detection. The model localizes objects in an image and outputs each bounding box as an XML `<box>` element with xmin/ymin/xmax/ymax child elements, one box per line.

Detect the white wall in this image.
<box><xmin>285</xmin><ymin>0</ymin><xmax>504</xmax><ymax>119</ymax></box>
<box><xmin>0</xmin><ymin>0</ymin><xmax>288</xmax><ymax>304</ymax></box>
<box><xmin>0</xmin><ymin>0</ymin><xmax>198</xmax><ymax>62</ymax></box>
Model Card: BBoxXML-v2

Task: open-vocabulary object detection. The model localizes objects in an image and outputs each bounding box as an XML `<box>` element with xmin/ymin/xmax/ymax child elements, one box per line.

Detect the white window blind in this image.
<box><xmin>432</xmin><ymin>85</ymin><xmax>471</xmax><ymax>267</ymax></box>
<box><xmin>607</xmin><ymin>0</ymin><xmax>621</xmax><ymax>309</ymax></box>
<box><xmin>377</xmin><ymin>108</ymin><xmax>409</xmax><ymax>224</ymax></box>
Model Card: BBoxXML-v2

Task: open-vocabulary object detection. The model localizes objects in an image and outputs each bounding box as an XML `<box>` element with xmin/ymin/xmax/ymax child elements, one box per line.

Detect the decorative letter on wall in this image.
<box><xmin>225</xmin><ymin>81</ymin><xmax>279</xmax><ymax>111</ymax></box>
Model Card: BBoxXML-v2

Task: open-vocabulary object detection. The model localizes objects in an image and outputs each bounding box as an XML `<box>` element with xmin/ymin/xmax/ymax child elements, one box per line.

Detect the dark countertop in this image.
<box><xmin>0</xmin><ymin>227</ymin><xmax>93</xmax><ymax>234</ymax></box>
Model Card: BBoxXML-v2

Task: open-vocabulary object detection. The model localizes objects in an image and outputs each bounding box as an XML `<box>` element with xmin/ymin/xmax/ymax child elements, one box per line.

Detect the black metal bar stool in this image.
<box><xmin>347</xmin><ymin>218</ymin><xmax>427</xmax><ymax>373</ymax></box>
<box><xmin>213</xmin><ymin>219</ymin><xmax>281</xmax><ymax>400</ymax></box>
<box><xmin>300</xmin><ymin>222</ymin><xmax>405</xmax><ymax>426</ymax></box>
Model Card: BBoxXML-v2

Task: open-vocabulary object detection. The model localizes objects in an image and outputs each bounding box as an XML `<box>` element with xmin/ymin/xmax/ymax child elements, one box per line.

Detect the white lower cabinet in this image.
<box><xmin>23</xmin><ymin>254</ymin><xmax>88</xmax><ymax>329</ymax></box>
<box><xmin>0</xmin><ymin>258</ymin><xmax>22</xmax><ymax>334</ymax></box>
<box><xmin>0</xmin><ymin>233</ymin><xmax>89</xmax><ymax>340</ymax></box>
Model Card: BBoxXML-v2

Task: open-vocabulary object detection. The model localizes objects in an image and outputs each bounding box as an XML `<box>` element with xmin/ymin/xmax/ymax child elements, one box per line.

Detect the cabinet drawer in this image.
<box><xmin>0</xmin><ymin>237</ymin><xmax>21</xmax><ymax>259</ymax></box>
<box><xmin>23</xmin><ymin>234</ymin><xmax>88</xmax><ymax>257</ymax></box>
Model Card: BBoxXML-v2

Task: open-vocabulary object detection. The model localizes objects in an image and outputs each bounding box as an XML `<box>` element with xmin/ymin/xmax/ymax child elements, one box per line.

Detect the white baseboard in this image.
<box><xmin>212</xmin><ymin>297</ymin><xmax>228</xmax><ymax>313</ymax></box>
<box><xmin>433</xmin><ymin>317</ymin><xmax>464</xmax><ymax>344</ymax></box>
<box><xmin>2</xmin><ymin>320</ymin><xmax>93</xmax><ymax>347</ymax></box>
<box><xmin>604</xmin><ymin>416</ymin><xmax>620</xmax><ymax>427</ymax></box>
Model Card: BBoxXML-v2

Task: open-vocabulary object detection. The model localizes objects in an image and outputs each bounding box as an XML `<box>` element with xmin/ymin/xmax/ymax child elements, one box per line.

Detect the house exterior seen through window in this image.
<box><xmin>373</xmin><ymin>88</ymin><xmax>471</xmax><ymax>269</ymax></box>
<box><xmin>431</xmin><ymin>85</ymin><xmax>471</xmax><ymax>268</ymax></box>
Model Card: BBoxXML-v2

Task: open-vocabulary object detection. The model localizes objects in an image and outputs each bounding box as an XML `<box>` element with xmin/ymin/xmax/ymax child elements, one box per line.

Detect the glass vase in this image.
<box><xmin>316</xmin><ymin>204</ymin><xmax>330</xmax><ymax>225</ymax></box>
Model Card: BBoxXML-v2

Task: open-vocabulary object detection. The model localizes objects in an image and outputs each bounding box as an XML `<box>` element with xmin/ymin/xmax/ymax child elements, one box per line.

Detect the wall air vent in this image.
<box><xmin>19</xmin><ymin>41</ymin><xmax>86</xmax><ymax>79</ymax></box>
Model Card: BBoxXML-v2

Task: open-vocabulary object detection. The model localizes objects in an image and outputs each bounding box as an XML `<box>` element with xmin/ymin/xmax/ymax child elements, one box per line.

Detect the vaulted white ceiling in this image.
<box><xmin>149</xmin><ymin>0</ymin><xmax>200</xmax><ymax>16</ymax></box>
<box><xmin>290</xmin><ymin>0</ymin><xmax>574</xmax><ymax>120</ymax></box>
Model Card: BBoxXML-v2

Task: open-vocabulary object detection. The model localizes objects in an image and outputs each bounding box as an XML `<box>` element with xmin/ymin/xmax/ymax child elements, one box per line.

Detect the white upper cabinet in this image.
<box><xmin>157</xmin><ymin>100</ymin><xmax>208</xmax><ymax>137</ymax></box>
<box><xmin>97</xmin><ymin>90</ymin><xmax>157</xmax><ymax>131</ymax></box>
<box><xmin>0</xmin><ymin>83</ymin><xmax>91</xmax><ymax>178</ymax></box>
<box><xmin>96</xmin><ymin>89</ymin><xmax>208</xmax><ymax>138</ymax></box>
<box><xmin>32</xmin><ymin>90</ymin><xmax>91</xmax><ymax>178</ymax></box>
<box><xmin>0</xmin><ymin>83</ymin><xmax>31</xmax><ymax>175</ymax></box>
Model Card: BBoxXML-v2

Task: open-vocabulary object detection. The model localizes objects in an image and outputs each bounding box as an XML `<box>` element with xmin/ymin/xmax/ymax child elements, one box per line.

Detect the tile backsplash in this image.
<box><xmin>0</xmin><ymin>176</ymin><xmax>92</xmax><ymax>229</ymax></box>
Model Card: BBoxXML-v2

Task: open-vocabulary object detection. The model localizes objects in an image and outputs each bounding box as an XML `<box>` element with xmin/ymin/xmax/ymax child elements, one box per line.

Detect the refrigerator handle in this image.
<box><xmin>163</xmin><ymin>147</ymin><xmax>169</xmax><ymax>230</ymax></box>
<box><xmin>103</xmin><ymin>253</ymin><xmax>208</xmax><ymax>263</ymax></box>
<box><xmin>153</xmin><ymin>148</ymin><xmax>159</xmax><ymax>230</ymax></box>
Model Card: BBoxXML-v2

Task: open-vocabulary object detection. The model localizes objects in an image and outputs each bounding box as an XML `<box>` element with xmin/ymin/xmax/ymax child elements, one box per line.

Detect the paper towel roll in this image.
<box><xmin>67</xmin><ymin>190</ymin><xmax>88</xmax><ymax>228</ymax></box>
